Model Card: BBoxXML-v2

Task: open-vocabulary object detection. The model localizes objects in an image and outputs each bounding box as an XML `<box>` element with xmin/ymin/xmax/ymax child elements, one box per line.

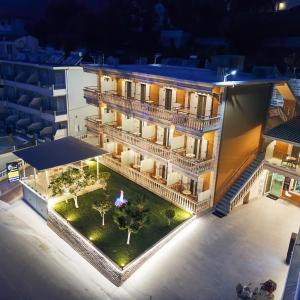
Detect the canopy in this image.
<box><xmin>264</xmin><ymin>116</ymin><xmax>300</xmax><ymax>146</ymax></box>
<box><xmin>16</xmin><ymin>118</ymin><xmax>31</xmax><ymax>129</ymax></box>
<box><xmin>27</xmin><ymin>122</ymin><xmax>43</xmax><ymax>133</ymax></box>
<box><xmin>14</xmin><ymin>136</ymin><xmax>107</xmax><ymax>171</ymax></box>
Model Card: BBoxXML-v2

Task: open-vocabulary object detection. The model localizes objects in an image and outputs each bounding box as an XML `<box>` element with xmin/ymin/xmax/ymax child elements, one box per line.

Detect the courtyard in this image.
<box><xmin>53</xmin><ymin>164</ymin><xmax>191</xmax><ymax>267</ymax></box>
<box><xmin>0</xmin><ymin>195</ymin><xmax>299</xmax><ymax>299</ymax></box>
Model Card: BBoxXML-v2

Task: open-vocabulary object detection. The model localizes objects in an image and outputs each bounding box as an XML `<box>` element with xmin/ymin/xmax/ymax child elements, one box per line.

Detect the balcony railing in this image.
<box><xmin>83</xmin><ymin>87</ymin><xmax>99</xmax><ymax>106</ymax></box>
<box><xmin>102</xmin><ymin>124</ymin><xmax>171</xmax><ymax>160</ymax></box>
<box><xmin>84</xmin><ymin>88</ymin><xmax>221</xmax><ymax>134</ymax></box>
<box><xmin>170</xmin><ymin>151</ymin><xmax>214</xmax><ymax>175</ymax></box>
<box><xmin>101</xmin><ymin>154</ymin><xmax>210</xmax><ymax>213</ymax></box>
<box><xmin>85</xmin><ymin>116</ymin><xmax>215</xmax><ymax>175</ymax></box>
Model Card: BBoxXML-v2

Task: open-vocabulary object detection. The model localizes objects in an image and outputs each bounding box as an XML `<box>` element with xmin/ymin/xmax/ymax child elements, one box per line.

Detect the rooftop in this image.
<box><xmin>14</xmin><ymin>136</ymin><xmax>107</xmax><ymax>171</ymax></box>
<box><xmin>264</xmin><ymin>116</ymin><xmax>300</xmax><ymax>146</ymax></box>
<box><xmin>84</xmin><ymin>64</ymin><xmax>286</xmax><ymax>87</ymax></box>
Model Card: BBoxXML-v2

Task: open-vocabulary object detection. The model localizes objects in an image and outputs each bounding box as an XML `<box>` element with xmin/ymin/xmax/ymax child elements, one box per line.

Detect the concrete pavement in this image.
<box><xmin>0</xmin><ymin>196</ymin><xmax>299</xmax><ymax>300</ymax></box>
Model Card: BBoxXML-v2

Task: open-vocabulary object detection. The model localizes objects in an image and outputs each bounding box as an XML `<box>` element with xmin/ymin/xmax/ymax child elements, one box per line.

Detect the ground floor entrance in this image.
<box><xmin>264</xmin><ymin>170</ymin><xmax>300</xmax><ymax>204</ymax></box>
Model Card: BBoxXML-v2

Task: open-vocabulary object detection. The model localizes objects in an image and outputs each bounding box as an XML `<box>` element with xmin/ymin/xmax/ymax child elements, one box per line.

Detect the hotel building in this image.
<box><xmin>82</xmin><ymin>64</ymin><xmax>297</xmax><ymax>215</ymax></box>
<box><xmin>0</xmin><ymin>53</ymin><xmax>97</xmax><ymax>142</ymax></box>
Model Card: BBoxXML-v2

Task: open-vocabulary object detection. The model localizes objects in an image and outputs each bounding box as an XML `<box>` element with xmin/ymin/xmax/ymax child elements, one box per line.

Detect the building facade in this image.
<box><xmin>0</xmin><ymin>59</ymin><xmax>97</xmax><ymax>142</ymax></box>
<box><xmin>80</xmin><ymin>64</ymin><xmax>297</xmax><ymax>214</ymax></box>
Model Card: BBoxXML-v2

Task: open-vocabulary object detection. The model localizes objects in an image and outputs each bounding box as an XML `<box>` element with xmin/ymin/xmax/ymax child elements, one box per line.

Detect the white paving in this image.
<box><xmin>0</xmin><ymin>197</ymin><xmax>299</xmax><ymax>300</ymax></box>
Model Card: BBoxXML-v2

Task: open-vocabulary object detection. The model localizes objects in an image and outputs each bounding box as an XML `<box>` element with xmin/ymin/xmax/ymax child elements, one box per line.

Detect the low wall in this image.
<box><xmin>48</xmin><ymin>208</ymin><xmax>195</xmax><ymax>286</ymax></box>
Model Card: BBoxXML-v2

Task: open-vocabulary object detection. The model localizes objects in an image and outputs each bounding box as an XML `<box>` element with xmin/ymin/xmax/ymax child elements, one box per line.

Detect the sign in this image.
<box><xmin>6</xmin><ymin>161</ymin><xmax>20</xmax><ymax>183</ymax></box>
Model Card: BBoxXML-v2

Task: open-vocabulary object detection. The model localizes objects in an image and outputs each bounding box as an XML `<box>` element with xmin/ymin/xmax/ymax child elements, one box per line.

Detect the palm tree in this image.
<box><xmin>165</xmin><ymin>209</ymin><xmax>175</xmax><ymax>226</ymax></box>
<box><xmin>92</xmin><ymin>194</ymin><xmax>112</xmax><ymax>226</ymax></box>
<box><xmin>113</xmin><ymin>201</ymin><xmax>150</xmax><ymax>245</ymax></box>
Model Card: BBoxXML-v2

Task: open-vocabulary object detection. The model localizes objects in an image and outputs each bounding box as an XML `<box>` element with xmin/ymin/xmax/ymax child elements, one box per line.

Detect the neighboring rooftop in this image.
<box><xmin>84</xmin><ymin>64</ymin><xmax>286</xmax><ymax>86</ymax></box>
<box><xmin>264</xmin><ymin>116</ymin><xmax>300</xmax><ymax>146</ymax></box>
<box><xmin>14</xmin><ymin>136</ymin><xmax>107</xmax><ymax>171</ymax></box>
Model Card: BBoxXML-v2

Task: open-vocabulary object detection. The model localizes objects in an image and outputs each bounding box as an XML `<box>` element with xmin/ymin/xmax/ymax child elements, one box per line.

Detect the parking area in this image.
<box><xmin>0</xmin><ymin>196</ymin><xmax>299</xmax><ymax>300</ymax></box>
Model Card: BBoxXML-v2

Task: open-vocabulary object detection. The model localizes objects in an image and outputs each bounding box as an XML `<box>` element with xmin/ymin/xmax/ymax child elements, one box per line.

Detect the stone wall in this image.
<box><xmin>47</xmin><ymin>208</ymin><xmax>195</xmax><ymax>286</ymax></box>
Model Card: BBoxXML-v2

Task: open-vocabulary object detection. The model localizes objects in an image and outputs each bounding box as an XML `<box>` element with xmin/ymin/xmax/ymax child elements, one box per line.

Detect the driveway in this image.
<box><xmin>0</xmin><ymin>196</ymin><xmax>299</xmax><ymax>300</ymax></box>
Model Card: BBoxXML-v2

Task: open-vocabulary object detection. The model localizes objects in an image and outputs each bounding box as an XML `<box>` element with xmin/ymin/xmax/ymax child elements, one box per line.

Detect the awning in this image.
<box><xmin>14</xmin><ymin>136</ymin><xmax>107</xmax><ymax>171</ymax></box>
<box><xmin>40</xmin><ymin>126</ymin><xmax>54</xmax><ymax>137</ymax></box>
<box><xmin>17</xmin><ymin>94</ymin><xmax>30</xmax><ymax>105</ymax></box>
<box><xmin>264</xmin><ymin>116</ymin><xmax>300</xmax><ymax>146</ymax></box>
<box><xmin>16</xmin><ymin>118</ymin><xmax>31</xmax><ymax>129</ymax></box>
<box><xmin>27</xmin><ymin>122</ymin><xmax>43</xmax><ymax>133</ymax></box>
<box><xmin>28</xmin><ymin>97</ymin><xmax>42</xmax><ymax>108</ymax></box>
<box><xmin>6</xmin><ymin>115</ymin><xmax>19</xmax><ymax>123</ymax></box>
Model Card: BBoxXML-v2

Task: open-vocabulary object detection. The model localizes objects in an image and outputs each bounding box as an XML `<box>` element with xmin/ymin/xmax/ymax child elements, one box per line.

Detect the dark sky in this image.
<box><xmin>0</xmin><ymin>0</ymin><xmax>104</xmax><ymax>18</ymax></box>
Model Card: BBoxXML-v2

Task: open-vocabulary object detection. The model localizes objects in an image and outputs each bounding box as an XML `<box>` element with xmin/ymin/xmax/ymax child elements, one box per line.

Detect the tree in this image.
<box><xmin>92</xmin><ymin>194</ymin><xmax>112</xmax><ymax>226</ymax></box>
<box><xmin>49</xmin><ymin>167</ymin><xmax>110</xmax><ymax>209</ymax></box>
<box><xmin>164</xmin><ymin>209</ymin><xmax>175</xmax><ymax>226</ymax></box>
<box><xmin>113</xmin><ymin>201</ymin><xmax>150</xmax><ymax>245</ymax></box>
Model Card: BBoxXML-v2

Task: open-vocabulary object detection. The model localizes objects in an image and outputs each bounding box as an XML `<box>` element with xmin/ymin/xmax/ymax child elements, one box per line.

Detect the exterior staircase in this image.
<box><xmin>214</xmin><ymin>154</ymin><xmax>265</xmax><ymax>217</ymax></box>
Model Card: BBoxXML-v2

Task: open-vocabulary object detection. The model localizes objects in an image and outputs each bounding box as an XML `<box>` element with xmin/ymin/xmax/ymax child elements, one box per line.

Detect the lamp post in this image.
<box><xmin>223</xmin><ymin>69</ymin><xmax>237</xmax><ymax>82</ymax></box>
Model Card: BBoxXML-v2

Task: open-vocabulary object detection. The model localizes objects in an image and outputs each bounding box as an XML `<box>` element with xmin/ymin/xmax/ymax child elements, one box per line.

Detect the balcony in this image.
<box><xmin>97</xmin><ymin>92</ymin><xmax>220</xmax><ymax>135</ymax></box>
<box><xmin>102</xmin><ymin>123</ymin><xmax>171</xmax><ymax>161</ymax></box>
<box><xmin>170</xmin><ymin>151</ymin><xmax>214</xmax><ymax>176</ymax></box>
<box><xmin>264</xmin><ymin>141</ymin><xmax>300</xmax><ymax>179</ymax></box>
<box><xmin>100</xmin><ymin>154</ymin><xmax>211</xmax><ymax>213</ymax></box>
<box><xmin>83</xmin><ymin>87</ymin><xmax>99</xmax><ymax>106</ymax></box>
<box><xmin>0</xmin><ymin>100</ymin><xmax>67</xmax><ymax>123</ymax></box>
<box><xmin>86</xmin><ymin>116</ymin><xmax>214</xmax><ymax>175</ymax></box>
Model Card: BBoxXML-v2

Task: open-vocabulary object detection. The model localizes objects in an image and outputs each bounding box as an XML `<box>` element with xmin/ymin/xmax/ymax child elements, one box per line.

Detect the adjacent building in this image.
<box><xmin>82</xmin><ymin>64</ymin><xmax>297</xmax><ymax>214</ymax></box>
<box><xmin>0</xmin><ymin>52</ymin><xmax>97</xmax><ymax>142</ymax></box>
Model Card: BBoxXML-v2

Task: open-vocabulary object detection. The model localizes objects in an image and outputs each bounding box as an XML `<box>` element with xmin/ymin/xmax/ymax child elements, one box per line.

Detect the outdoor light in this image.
<box><xmin>223</xmin><ymin>69</ymin><xmax>237</xmax><ymax>82</ymax></box>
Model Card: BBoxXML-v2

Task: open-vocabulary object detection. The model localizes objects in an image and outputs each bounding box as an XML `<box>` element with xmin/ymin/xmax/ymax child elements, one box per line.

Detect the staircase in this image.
<box><xmin>214</xmin><ymin>154</ymin><xmax>265</xmax><ymax>217</ymax></box>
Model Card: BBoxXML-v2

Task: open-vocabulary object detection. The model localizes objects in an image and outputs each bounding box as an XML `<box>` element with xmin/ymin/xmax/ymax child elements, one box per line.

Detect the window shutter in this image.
<box><xmin>205</xmin><ymin>95</ymin><xmax>212</xmax><ymax>117</ymax></box>
<box><xmin>121</xmin><ymin>80</ymin><xmax>125</xmax><ymax>97</ymax></box>
<box><xmin>159</xmin><ymin>88</ymin><xmax>165</xmax><ymax>106</ymax></box>
<box><xmin>136</xmin><ymin>83</ymin><xmax>141</xmax><ymax>100</ymax></box>
<box><xmin>200</xmin><ymin>138</ymin><xmax>208</xmax><ymax>160</ymax></box>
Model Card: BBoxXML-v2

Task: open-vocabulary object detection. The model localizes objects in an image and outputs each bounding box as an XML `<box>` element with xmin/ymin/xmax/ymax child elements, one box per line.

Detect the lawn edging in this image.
<box><xmin>47</xmin><ymin>207</ymin><xmax>196</xmax><ymax>286</ymax></box>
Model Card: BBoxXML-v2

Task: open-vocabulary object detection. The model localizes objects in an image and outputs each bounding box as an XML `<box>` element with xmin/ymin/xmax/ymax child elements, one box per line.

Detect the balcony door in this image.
<box><xmin>126</xmin><ymin>81</ymin><xmax>132</xmax><ymax>99</ymax></box>
<box><xmin>140</xmin><ymin>83</ymin><xmax>146</xmax><ymax>102</ymax></box>
<box><xmin>197</xmin><ymin>95</ymin><xmax>206</xmax><ymax>118</ymax></box>
<box><xmin>165</xmin><ymin>88</ymin><xmax>172</xmax><ymax>110</ymax></box>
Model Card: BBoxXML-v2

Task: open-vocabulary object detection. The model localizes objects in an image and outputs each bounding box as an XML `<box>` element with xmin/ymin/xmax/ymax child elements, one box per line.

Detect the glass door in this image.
<box><xmin>270</xmin><ymin>173</ymin><xmax>285</xmax><ymax>197</ymax></box>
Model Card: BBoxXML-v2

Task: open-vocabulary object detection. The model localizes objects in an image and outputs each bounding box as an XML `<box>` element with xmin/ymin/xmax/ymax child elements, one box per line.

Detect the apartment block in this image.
<box><xmin>82</xmin><ymin>64</ymin><xmax>292</xmax><ymax>214</ymax></box>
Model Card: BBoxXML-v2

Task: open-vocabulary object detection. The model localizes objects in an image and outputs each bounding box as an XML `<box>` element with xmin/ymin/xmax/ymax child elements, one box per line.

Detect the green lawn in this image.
<box><xmin>53</xmin><ymin>163</ymin><xmax>191</xmax><ymax>267</ymax></box>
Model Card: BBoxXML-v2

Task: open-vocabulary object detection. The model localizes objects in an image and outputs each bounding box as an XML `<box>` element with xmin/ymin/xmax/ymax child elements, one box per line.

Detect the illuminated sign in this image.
<box><xmin>6</xmin><ymin>161</ymin><xmax>20</xmax><ymax>183</ymax></box>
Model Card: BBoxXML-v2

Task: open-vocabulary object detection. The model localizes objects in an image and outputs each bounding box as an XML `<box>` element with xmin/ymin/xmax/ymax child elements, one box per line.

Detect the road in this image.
<box><xmin>0</xmin><ymin>196</ymin><xmax>299</xmax><ymax>300</ymax></box>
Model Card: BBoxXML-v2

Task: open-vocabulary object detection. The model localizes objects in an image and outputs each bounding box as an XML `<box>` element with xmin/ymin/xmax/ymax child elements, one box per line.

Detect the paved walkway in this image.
<box><xmin>0</xmin><ymin>196</ymin><xmax>299</xmax><ymax>300</ymax></box>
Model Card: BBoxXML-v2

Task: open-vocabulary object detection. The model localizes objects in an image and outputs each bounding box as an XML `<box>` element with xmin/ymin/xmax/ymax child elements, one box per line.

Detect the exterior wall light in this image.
<box><xmin>224</xmin><ymin>70</ymin><xmax>237</xmax><ymax>82</ymax></box>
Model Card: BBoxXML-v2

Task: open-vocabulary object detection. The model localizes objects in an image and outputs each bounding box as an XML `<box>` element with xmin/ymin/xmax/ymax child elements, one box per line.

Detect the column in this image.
<box><xmin>96</xmin><ymin>156</ymin><xmax>99</xmax><ymax>179</ymax></box>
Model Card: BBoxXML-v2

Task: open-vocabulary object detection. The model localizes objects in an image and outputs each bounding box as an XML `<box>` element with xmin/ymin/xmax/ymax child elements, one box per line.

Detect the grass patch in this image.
<box><xmin>54</xmin><ymin>164</ymin><xmax>191</xmax><ymax>267</ymax></box>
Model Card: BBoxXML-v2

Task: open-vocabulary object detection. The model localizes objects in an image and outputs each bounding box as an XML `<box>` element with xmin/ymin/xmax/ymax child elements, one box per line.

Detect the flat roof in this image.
<box><xmin>14</xmin><ymin>136</ymin><xmax>106</xmax><ymax>171</ymax></box>
<box><xmin>264</xmin><ymin>116</ymin><xmax>300</xmax><ymax>146</ymax></box>
<box><xmin>84</xmin><ymin>64</ymin><xmax>286</xmax><ymax>87</ymax></box>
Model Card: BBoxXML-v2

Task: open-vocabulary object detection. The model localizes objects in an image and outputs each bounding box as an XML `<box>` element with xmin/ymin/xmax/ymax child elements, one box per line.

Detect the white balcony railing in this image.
<box><xmin>83</xmin><ymin>88</ymin><xmax>221</xmax><ymax>134</ymax></box>
<box><xmin>101</xmin><ymin>154</ymin><xmax>210</xmax><ymax>213</ymax></box>
<box><xmin>86</xmin><ymin>116</ymin><xmax>214</xmax><ymax>175</ymax></box>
